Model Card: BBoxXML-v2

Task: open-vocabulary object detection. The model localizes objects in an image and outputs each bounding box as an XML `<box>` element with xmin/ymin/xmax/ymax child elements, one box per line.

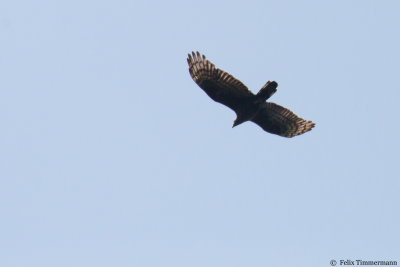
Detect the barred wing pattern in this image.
<box><xmin>187</xmin><ymin>51</ymin><xmax>254</xmax><ymax>111</ymax></box>
<box><xmin>251</xmin><ymin>102</ymin><xmax>315</xmax><ymax>137</ymax></box>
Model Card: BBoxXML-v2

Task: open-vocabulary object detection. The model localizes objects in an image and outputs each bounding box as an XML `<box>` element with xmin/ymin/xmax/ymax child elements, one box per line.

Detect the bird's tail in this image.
<box><xmin>256</xmin><ymin>81</ymin><xmax>278</xmax><ymax>101</ymax></box>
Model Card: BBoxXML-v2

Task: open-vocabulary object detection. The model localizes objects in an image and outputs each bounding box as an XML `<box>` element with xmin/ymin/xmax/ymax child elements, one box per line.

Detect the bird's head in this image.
<box><xmin>232</xmin><ymin>118</ymin><xmax>245</xmax><ymax>128</ymax></box>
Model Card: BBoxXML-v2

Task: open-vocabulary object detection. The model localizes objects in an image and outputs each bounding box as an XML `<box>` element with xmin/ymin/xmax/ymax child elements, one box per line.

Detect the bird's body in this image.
<box><xmin>187</xmin><ymin>51</ymin><xmax>315</xmax><ymax>137</ymax></box>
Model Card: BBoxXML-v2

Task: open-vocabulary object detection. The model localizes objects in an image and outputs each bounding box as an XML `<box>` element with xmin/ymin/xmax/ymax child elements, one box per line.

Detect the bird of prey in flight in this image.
<box><xmin>187</xmin><ymin>51</ymin><xmax>315</xmax><ymax>137</ymax></box>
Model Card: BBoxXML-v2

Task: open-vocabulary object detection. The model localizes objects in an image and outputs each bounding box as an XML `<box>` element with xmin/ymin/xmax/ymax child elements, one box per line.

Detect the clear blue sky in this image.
<box><xmin>1</xmin><ymin>0</ymin><xmax>399</xmax><ymax>266</ymax></box>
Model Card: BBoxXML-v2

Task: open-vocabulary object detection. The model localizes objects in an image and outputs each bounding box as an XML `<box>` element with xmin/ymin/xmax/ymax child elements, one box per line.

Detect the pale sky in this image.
<box><xmin>1</xmin><ymin>0</ymin><xmax>399</xmax><ymax>266</ymax></box>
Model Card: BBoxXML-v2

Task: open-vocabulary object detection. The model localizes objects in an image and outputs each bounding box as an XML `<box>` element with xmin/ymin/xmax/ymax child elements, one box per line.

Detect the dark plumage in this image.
<box><xmin>187</xmin><ymin>51</ymin><xmax>315</xmax><ymax>137</ymax></box>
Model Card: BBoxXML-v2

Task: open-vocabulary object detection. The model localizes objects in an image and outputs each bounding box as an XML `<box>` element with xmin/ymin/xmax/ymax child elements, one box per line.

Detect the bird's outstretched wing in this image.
<box><xmin>251</xmin><ymin>102</ymin><xmax>315</xmax><ymax>137</ymax></box>
<box><xmin>187</xmin><ymin>51</ymin><xmax>254</xmax><ymax>111</ymax></box>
